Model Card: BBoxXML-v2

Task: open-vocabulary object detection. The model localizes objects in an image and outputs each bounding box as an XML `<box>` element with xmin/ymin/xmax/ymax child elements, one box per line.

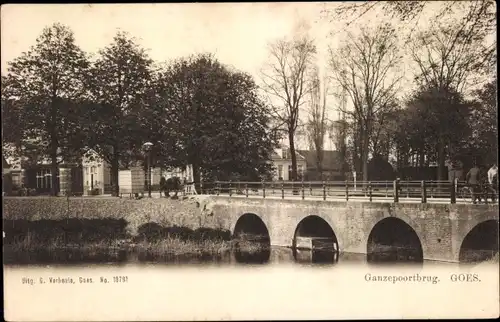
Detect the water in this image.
<box><xmin>4</xmin><ymin>246</ymin><xmax>455</xmax><ymax>267</ymax></box>
<box><xmin>5</xmin><ymin>245</ymin><xmax>499</xmax><ymax>320</ymax></box>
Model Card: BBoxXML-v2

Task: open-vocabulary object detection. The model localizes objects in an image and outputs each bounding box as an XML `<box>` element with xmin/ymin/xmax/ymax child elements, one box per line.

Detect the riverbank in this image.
<box><xmin>2</xmin><ymin>216</ymin><xmax>270</xmax><ymax>265</ymax></box>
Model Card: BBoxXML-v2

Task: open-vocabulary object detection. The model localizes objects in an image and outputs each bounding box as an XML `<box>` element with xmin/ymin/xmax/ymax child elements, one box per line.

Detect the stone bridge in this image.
<box><xmin>209</xmin><ymin>196</ymin><xmax>499</xmax><ymax>263</ymax></box>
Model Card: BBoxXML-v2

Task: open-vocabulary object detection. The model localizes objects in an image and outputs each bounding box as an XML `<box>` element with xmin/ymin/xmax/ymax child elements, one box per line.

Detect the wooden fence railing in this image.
<box><xmin>199</xmin><ymin>180</ymin><xmax>499</xmax><ymax>204</ymax></box>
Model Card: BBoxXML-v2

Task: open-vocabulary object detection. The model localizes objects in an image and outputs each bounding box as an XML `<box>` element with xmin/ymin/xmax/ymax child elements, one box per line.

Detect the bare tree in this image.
<box><xmin>260</xmin><ymin>35</ymin><xmax>316</xmax><ymax>181</ymax></box>
<box><xmin>324</xmin><ymin>0</ymin><xmax>496</xmax><ymax>72</ymax></box>
<box><xmin>304</xmin><ymin>65</ymin><xmax>329</xmax><ymax>179</ymax></box>
<box><xmin>408</xmin><ymin>18</ymin><xmax>492</xmax><ymax>181</ymax></box>
<box><xmin>328</xmin><ymin>23</ymin><xmax>402</xmax><ymax>183</ymax></box>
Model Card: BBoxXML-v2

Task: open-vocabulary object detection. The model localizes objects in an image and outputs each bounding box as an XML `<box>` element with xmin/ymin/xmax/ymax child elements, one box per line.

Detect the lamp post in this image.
<box><xmin>143</xmin><ymin>142</ymin><xmax>153</xmax><ymax>198</ymax></box>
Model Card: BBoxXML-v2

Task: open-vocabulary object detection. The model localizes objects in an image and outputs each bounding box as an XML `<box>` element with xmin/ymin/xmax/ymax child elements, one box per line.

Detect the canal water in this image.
<box><xmin>3</xmin><ymin>245</ymin><xmax>469</xmax><ymax>267</ymax></box>
<box><xmin>4</xmin><ymin>246</ymin><xmax>499</xmax><ymax>320</ymax></box>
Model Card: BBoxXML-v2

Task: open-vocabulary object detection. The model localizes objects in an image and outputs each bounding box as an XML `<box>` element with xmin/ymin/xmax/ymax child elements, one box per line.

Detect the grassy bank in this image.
<box><xmin>3</xmin><ymin>218</ymin><xmax>269</xmax><ymax>264</ymax></box>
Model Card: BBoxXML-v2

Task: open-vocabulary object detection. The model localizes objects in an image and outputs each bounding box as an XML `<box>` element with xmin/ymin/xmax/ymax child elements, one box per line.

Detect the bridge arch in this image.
<box><xmin>292</xmin><ymin>215</ymin><xmax>340</xmax><ymax>263</ymax></box>
<box><xmin>232</xmin><ymin>213</ymin><xmax>271</xmax><ymax>264</ymax></box>
<box><xmin>459</xmin><ymin>219</ymin><xmax>499</xmax><ymax>263</ymax></box>
<box><xmin>367</xmin><ymin>217</ymin><xmax>423</xmax><ymax>263</ymax></box>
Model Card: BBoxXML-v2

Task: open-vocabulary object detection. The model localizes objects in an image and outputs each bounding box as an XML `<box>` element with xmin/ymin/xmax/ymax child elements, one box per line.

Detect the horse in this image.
<box><xmin>160</xmin><ymin>176</ymin><xmax>183</xmax><ymax>198</ymax></box>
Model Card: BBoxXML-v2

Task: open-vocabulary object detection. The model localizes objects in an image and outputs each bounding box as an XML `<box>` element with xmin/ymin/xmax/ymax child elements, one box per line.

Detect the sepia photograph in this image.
<box><xmin>2</xmin><ymin>2</ymin><xmax>499</xmax><ymax>321</ymax></box>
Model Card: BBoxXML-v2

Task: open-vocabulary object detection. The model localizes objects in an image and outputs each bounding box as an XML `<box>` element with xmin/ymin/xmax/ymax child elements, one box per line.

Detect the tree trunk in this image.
<box><xmin>192</xmin><ymin>160</ymin><xmax>201</xmax><ymax>193</ymax></box>
<box><xmin>50</xmin><ymin>149</ymin><xmax>59</xmax><ymax>196</ymax></box>
<box><xmin>289</xmin><ymin>131</ymin><xmax>298</xmax><ymax>181</ymax></box>
<box><xmin>361</xmin><ymin>127</ymin><xmax>370</xmax><ymax>184</ymax></box>
<box><xmin>316</xmin><ymin>152</ymin><xmax>323</xmax><ymax>181</ymax></box>
<box><xmin>111</xmin><ymin>150</ymin><xmax>119</xmax><ymax>197</ymax></box>
<box><xmin>50</xmin><ymin>98</ymin><xmax>59</xmax><ymax>196</ymax></box>
<box><xmin>437</xmin><ymin>136</ymin><xmax>446</xmax><ymax>182</ymax></box>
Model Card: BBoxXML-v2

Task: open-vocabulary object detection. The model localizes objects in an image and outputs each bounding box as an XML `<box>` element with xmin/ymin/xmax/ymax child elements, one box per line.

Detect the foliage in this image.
<box><xmin>393</xmin><ymin>85</ymin><xmax>473</xmax><ymax>170</ymax></box>
<box><xmin>1</xmin><ymin>23</ymin><xmax>90</xmax><ymax>195</ymax></box>
<box><xmin>150</xmin><ymin>53</ymin><xmax>278</xmax><ymax>184</ymax></box>
<box><xmin>462</xmin><ymin>78</ymin><xmax>498</xmax><ymax>165</ymax></box>
<box><xmin>83</xmin><ymin>31</ymin><xmax>154</xmax><ymax>195</ymax></box>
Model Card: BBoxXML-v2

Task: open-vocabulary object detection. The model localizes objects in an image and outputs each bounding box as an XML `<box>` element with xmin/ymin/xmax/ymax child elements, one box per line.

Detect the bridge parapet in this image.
<box><xmin>202</xmin><ymin>180</ymin><xmax>499</xmax><ymax>205</ymax></box>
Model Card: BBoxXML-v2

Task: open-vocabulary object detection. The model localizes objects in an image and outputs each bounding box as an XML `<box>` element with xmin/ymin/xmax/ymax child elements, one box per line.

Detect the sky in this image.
<box><xmin>1</xmin><ymin>3</ymin><xmax>332</xmax><ymax>77</ymax></box>
<box><xmin>1</xmin><ymin>3</ymin><xmax>493</xmax><ymax>150</ymax></box>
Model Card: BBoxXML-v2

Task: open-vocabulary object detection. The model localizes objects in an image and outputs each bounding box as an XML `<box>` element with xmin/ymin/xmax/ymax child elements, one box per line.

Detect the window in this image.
<box><xmin>282</xmin><ymin>149</ymin><xmax>288</xmax><ymax>159</ymax></box>
<box><xmin>36</xmin><ymin>169</ymin><xmax>52</xmax><ymax>189</ymax></box>
<box><xmin>298</xmin><ymin>164</ymin><xmax>303</xmax><ymax>176</ymax></box>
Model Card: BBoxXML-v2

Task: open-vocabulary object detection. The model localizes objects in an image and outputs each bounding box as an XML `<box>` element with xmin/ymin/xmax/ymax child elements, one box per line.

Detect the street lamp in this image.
<box><xmin>143</xmin><ymin>142</ymin><xmax>154</xmax><ymax>198</ymax></box>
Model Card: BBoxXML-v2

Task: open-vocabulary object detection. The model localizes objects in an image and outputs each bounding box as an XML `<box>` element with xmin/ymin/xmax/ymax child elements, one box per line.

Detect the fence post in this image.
<box><xmin>301</xmin><ymin>179</ymin><xmax>305</xmax><ymax>200</ymax></box>
<box><xmin>368</xmin><ymin>181</ymin><xmax>372</xmax><ymax>202</ymax></box>
<box><xmin>309</xmin><ymin>182</ymin><xmax>312</xmax><ymax>196</ymax></box>
<box><xmin>245</xmin><ymin>183</ymin><xmax>248</xmax><ymax>198</ymax></box>
<box><xmin>229</xmin><ymin>180</ymin><xmax>232</xmax><ymax>197</ymax></box>
<box><xmin>421</xmin><ymin>180</ymin><xmax>427</xmax><ymax>203</ymax></box>
<box><xmin>385</xmin><ymin>181</ymin><xmax>388</xmax><ymax>197</ymax></box>
<box><xmin>200</xmin><ymin>180</ymin><xmax>204</xmax><ymax>195</ymax></box>
<box><xmin>345</xmin><ymin>180</ymin><xmax>349</xmax><ymax>201</ymax></box>
<box><xmin>323</xmin><ymin>181</ymin><xmax>326</xmax><ymax>201</ymax></box>
<box><xmin>281</xmin><ymin>181</ymin><xmax>284</xmax><ymax>199</ymax></box>
<box><xmin>262</xmin><ymin>181</ymin><xmax>266</xmax><ymax>199</ymax></box>
<box><xmin>393</xmin><ymin>179</ymin><xmax>399</xmax><ymax>203</ymax></box>
<box><xmin>406</xmin><ymin>181</ymin><xmax>409</xmax><ymax>198</ymax></box>
<box><xmin>450</xmin><ymin>179</ymin><xmax>457</xmax><ymax>204</ymax></box>
<box><xmin>216</xmin><ymin>181</ymin><xmax>220</xmax><ymax>196</ymax></box>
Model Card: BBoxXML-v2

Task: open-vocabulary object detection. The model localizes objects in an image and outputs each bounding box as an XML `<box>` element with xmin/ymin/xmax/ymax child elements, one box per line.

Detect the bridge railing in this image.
<box><xmin>203</xmin><ymin>180</ymin><xmax>499</xmax><ymax>204</ymax></box>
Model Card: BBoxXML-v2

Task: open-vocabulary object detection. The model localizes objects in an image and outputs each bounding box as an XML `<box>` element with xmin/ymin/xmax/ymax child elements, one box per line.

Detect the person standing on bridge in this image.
<box><xmin>466</xmin><ymin>163</ymin><xmax>482</xmax><ymax>204</ymax></box>
<box><xmin>487</xmin><ymin>164</ymin><xmax>498</xmax><ymax>203</ymax></box>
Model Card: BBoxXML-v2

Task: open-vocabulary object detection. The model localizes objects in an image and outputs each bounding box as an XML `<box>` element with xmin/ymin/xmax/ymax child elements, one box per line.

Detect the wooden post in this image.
<box><xmin>229</xmin><ymin>180</ymin><xmax>232</xmax><ymax>197</ymax></box>
<box><xmin>262</xmin><ymin>181</ymin><xmax>266</xmax><ymax>199</ymax></box>
<box><xmin>345</xmin><ymin>180</ymin><xmax>349</xmax><ymax>201</ymax></box>
<box><xmin>281</xmin><ymin>181</ymin><xmax>284</xmax><ymax>199</ymax></box>
<box><xmin>309</xmin><ymin>182</ymin><xmax>312</xmax><ymax>196</ymax></box>
<box><xmin>245</xmin><ymin>183</ymin><xmax>248</xmax><ymax>198</ymax></box>
<box><xmin>368</xmin><ymin>181</ymin><xmax>372</xmax><ymax>202</ymax></box>
<box><xmin>450</xmin><ymin>179</ymin><xmax>456</xmax><ymax>204</ymax></box>
<box><xmin>216</xmin><ymin>182</ymin><xmax>220</xmax><ymax>196</ymax></box>
<box><xmin>421</xmin><ymin>180</ymin><xmax>427</xmax><ymax>203</ymax></box>
<box><xmin>393</xmin><ymin>179</ymin><xmax>399</xmax><ymax>203</ymax></box>
<box><xmin>323</xmin><ymin>181</ymin><xmax>326</xmax><ymax>201</ymax></box>
<box><xmin>301</xmin><ymin>180</ymin><xmax>305</xmax><ymax>200</ymax></box>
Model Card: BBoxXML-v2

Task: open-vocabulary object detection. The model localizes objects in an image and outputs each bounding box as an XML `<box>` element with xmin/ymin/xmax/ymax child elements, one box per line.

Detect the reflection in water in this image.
<box><xmin>4</xmin><ymin>246</ymin><xmax>495</xmax><ymax>267</ymax></box>
<box><xmin>232</xmin><ymin>235</ymin><xmax>271</xmax><ymax>264</ymax></box>
<box><xmin>5</xmin><ymin>248</ymin><xmax>129</xmax><ymax>265</ymax></box>
<box><xmin>292</xmin><ymin>248</ymin><xmax>339</xmax><ymax>264</ymax></box>
<box><xmin>367</xmin><ymin>245</ymin><xmax>423</xmax><ymax>265</ymax></box>
<box><xmin>292</xmin><ymin>236</ymin><xmax>340</xmax><ymax>265</ymax></box>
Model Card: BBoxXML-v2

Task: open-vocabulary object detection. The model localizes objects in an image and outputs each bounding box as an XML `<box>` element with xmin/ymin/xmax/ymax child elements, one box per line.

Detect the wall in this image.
<box><xmin>210</xmin><ymin>197</ymin><xmax>499</xmax><ymax>262</ymax></box>
<box><xmin>2</xmin><ymin>196</ymin><xmax>222</xmax><ymax>237</ymax></box>
<box><xmin>3</xmin><ymin>196</ymin><xmax>498</xmax><ymax>263</ymax></box>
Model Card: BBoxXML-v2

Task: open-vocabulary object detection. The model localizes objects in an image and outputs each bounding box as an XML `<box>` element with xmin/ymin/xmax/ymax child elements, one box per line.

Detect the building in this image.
<box><xmin>296</xmin><ymin>150</ymin><xmax>344</xmax><ymax>181</ymax></box>
<box><xmin>82</xmin><ymin>149</ymin><xmax>112</xmax><ymax>195</ymax></box>
<box><xmin>271</xmin><ymin>146</ymin><xmax>307</xmax><ymax>181</ymax></box>
<box><xmin>3</xmin><ymin>143</ymin><xmax>83</xmax><ymax>196</ymax></box>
